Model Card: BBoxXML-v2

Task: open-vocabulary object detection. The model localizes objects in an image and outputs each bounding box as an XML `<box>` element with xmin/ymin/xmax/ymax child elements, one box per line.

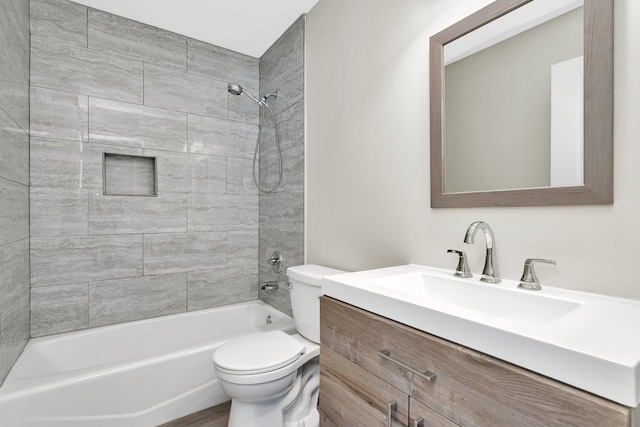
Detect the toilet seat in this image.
<box><xmin>214</xmin><ymin>333</ymin><xmax>319</xmax><ymax>386</ymax></box>
<box><xmin>214</xmin><ymin>330</ymin><xmax>306</xmax><ymax>375</ymax></box>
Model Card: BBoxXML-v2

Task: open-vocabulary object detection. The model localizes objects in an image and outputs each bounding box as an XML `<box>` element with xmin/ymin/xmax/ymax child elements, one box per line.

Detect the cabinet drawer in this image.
<box><xmin>320</xmin><ymin>344</ymin><xmax>408</xmax><ymax>427</ymax></box>
<box><xmin>410</xmin><ymin>398</ymin><xmax>459</xmax><ymax>427</ymax></box>
<box><xmin>321</xmin><ymin>297</ymin><xmax>631</xmax><ymax>427</ymax></box>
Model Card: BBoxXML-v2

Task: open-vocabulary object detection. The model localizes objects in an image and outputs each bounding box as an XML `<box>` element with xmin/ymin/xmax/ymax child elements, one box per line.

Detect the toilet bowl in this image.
<box><xmin>212</xmin><ymin>265</ymin><xmax>344</xmax><ymax>427</ymax></box>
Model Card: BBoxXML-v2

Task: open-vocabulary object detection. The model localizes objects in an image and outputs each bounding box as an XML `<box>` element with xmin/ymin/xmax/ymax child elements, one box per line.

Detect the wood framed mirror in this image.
<box><xmin>430</xmin><ymin>0</ymin><xmax>612</xmax><ymax>208</ymax></box>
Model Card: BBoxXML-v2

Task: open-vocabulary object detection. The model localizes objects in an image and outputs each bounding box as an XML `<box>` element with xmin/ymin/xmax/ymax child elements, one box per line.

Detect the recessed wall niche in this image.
<box><xmin>103</xmin><ymin>153</ymin><xmax>158</xmax><ymax>197</ymax></box>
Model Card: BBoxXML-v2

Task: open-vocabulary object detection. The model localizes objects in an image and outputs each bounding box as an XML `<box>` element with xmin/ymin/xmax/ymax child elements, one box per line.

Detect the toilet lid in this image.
<box><xmin>214</xmin><ymin>330</ymin><xmax>306</xmax><ymax>375</ymax></box>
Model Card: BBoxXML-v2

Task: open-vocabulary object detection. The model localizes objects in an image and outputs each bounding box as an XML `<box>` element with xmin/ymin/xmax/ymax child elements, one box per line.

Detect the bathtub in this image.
<box><xmin>0</xmin><ymin>301</ymin><xmax>295</xmax><ymax>427</ymax></box>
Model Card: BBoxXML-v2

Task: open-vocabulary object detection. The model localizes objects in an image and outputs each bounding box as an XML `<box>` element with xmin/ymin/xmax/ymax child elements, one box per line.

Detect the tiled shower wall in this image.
<box><xmin>0</xmin><ymin>0</ymin><xmax>30</xmax><ymax>382</ymax></box>
<box><xmin>29</xmin><ymin>0</ymin><xmax>263</xmax><ymax>337</ymax></box>
<box><xmin>258</xmin><ymin>17</ymin><xmax>305</xmax><ymax>316</ymax></box>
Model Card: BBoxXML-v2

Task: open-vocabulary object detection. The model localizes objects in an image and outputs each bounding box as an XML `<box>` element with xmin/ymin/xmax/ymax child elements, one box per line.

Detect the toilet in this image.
<box><xmin>212</xmin><ymin>264</ymin><xmax>344</xmax><ymax>427</ymax></box>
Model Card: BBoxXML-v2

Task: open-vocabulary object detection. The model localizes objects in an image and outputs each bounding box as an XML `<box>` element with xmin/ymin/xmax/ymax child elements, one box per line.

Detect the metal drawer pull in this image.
<box><xmin>387</xmin><ymin>400</ymin><xmax>397</xmax><ymax>427</ymax></box>
<box><xmin>413</xmin><ymin>418</ymin><xmax>425</xmax><ymax>427</ymax></box>
<box><xmin>378</xmin><ymin>349</ymin><xmax>437</xmax><ymax>382</ymax></box>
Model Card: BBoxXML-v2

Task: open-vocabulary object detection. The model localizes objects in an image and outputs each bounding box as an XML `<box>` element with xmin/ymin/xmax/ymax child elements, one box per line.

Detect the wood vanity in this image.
<box><xmin>319</xmin><ymin>297</ymin><xmax>639</xmax><ymax>427</ymax></box>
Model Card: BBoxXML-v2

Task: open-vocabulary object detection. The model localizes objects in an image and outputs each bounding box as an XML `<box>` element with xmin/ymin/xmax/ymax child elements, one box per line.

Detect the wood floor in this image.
<box><xmin>160</xmin><ymin>401</ymin><xmax>231</xmax><ymax>427</ymax></box>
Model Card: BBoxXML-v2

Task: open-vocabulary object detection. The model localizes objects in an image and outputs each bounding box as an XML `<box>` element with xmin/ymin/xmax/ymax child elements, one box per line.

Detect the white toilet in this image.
<box><xmin>213</xmin><ymin>264</ymin><xmax>344</xmax><ymax>427</ymax></box>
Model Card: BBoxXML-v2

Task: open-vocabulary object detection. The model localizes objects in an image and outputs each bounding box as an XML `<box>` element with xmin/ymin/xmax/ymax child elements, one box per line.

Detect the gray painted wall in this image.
<box><xmin>258</xmin><ymin>17</ymin><xmax>306</xmax><ymax>316</ymax></box>
<box><xmin>29</xmin><ymin>0</ymin><xmax>263</xmax><ymax>336</ymax></box>
<box><xmin>0</xmin><ymin>0</ymin><xmax>30</xmax><ymax>384</ymax></box>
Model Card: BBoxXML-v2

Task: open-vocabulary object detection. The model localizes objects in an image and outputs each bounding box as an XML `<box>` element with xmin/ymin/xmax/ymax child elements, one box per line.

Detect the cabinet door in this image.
<box><xmin>320</xmin><ymin>344</ymin><xmax>408</xmax><ymax>427</ymax></box>
<box><xmin>410</xmin><ymin>398</ymin><xmax>459</xmax><ymax>427</ymax></box>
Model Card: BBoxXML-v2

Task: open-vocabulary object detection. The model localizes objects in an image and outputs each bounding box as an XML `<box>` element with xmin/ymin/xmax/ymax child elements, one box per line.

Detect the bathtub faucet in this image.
<box><xmin>260</xmin><ymin>281</ymin><xmax>279</xmax><ymax>291</ymax></box>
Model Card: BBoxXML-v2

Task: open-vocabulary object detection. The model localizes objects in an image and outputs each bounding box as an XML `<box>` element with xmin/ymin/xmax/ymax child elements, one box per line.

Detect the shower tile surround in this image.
<box><xmin>0</xmin><ymin>0</ymin><xmax>30</xmax><ymax>383</ymax></box>
<box><xmin>27</xmin><ymin>0</ymin><xmax>282</xmax><ymax>337</ymax></box>
<box><xmin>258</xmin><ymin>17</ymin><xmax>306</xmax><ymax>316</ymax></box>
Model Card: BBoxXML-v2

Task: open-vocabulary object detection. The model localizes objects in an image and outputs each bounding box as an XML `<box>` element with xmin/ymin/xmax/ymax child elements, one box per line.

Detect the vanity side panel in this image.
<box><xmin>320</xmin><ymin>297</ymin><xmax>631</xmax><ymax>427</ymax></box>
<box><xmin>319</xmin><ymin>344</ymin><xmax>409</xmax><ymax>427</ymax></box>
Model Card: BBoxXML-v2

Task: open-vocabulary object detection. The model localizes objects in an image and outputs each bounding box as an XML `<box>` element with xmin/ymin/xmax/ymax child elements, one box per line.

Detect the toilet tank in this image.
<box><xmin>286</xmin><ymin>265</ymin><xmax>345</xmax><ymax>343</ymax></box>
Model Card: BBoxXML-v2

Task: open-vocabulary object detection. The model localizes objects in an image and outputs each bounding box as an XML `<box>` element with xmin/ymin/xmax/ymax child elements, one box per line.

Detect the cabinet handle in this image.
<box><xmin>387</xmin><ymin>400</ymin><xmax>397</xmax><ymax>427</ymax></box>
<box><xmin>378</xmin><ymin>349</ymin><xmax>437</xmax><ymax>382</ymax></box>
<box><xmin>413</xmin><ymin>418</ymin><xmax>425</xmax><ymax>427</ymax></box>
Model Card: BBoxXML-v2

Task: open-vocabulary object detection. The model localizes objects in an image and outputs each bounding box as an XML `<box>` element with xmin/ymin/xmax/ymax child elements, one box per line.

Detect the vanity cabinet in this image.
<box><xmin>319</xmin><ymin>297</ymin><xmax>635</xmax><ymax>427</ymax></box>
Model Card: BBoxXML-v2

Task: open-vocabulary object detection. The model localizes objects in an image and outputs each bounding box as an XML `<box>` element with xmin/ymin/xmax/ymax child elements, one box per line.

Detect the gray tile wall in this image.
<box><xmin>258</xmin><ymin>17</ymin><xmax>306</xmax><ymax>316</ymax></box>
<box><xmin>29</xmin><ymin>0</ymin><xmax>262</xmax><ymax>336</ymax></box>
<box><xmin>0</xmin><ymin>0</ymin><xmax>30</xmax><ymax>384</ymax></box>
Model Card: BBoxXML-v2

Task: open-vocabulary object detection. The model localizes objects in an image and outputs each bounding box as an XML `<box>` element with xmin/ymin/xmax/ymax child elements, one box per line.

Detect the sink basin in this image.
<box><xmin>322</xmin><ymin>264</ymin><xmax>640</xmax><ymax>407</ymax></box>
<box><xmin>369</xmin><ymin>271</ymin><xmax>583</xmax><ymax>324</ymax></box>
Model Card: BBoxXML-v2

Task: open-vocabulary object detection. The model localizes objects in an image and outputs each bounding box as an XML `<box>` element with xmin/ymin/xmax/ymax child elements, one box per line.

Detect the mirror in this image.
<box><xmin>430</xmin><ymin>0</ymin><xmax>612</xmax><ymax>208</ymax></box>
<box><xmin>445</xmin><ymin>1</ymin><xmax>584</xmax><ymax>193</ymax></box>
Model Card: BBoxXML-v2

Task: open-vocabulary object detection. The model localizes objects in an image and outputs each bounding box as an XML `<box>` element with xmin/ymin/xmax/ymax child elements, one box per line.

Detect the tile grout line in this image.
<box><xmin>85</xmin><ymin>8</ymin><xmax>89</xmax><ymax>49</ymax></box>
<box><xmin>87</xmin><ymin>95</ymin><xmax>90</xmax><ymax>149</ymax></box>
<box><xmin>186</xmin><ymin>112</ymin><xmax>190</xmax><ymax>153</ymax></box>
<box><xmin>185</xmin><ymin>271</ymin><xmax>189</xmax><ymax>312</ymax></box>
<box><xmin>86</xmin><ymin>281</ymin><xmax>90</xmax><ymax>329</ymax></box>
<box><xmin>87</xmin><ymin>172</ymin><xmax>91</xmax><ymax>239</ymax></box>
<box><xmin>185</xmin><ymin>191</ymin><xmax>189</xmax><ymax>234</ymax></box>
<box><xmin>185</xmin><ymin>39</ymin><xmax>189</xmax><ymax>74</ymax></box>
<box><xmin>225</xmin><ymin>157</ymin><xmax>229</xmax><ymax>194</ymax></box>
<box><xmin>225</xmin><ymin>232</ymin><xmax>229</xmax><ymax>269</ymax></box>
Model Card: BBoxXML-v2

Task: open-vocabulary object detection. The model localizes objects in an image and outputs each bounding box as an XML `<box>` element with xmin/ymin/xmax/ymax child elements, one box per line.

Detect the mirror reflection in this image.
<box><xmin>443</xmin><ymin>0</ymin><xmax>584</xmax><ymax>194</ymax></box>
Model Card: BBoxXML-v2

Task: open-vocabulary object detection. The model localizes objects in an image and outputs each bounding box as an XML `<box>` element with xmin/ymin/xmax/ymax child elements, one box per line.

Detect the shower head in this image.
<box><xmin>227</xmin><ymin>83</ymin><xmax>243</xmax><ymax>96</ymax></box>
<box><xmin>227</xmin><ymin>82</ymin><xmax>262</xmax><ymax>105</ymax></box>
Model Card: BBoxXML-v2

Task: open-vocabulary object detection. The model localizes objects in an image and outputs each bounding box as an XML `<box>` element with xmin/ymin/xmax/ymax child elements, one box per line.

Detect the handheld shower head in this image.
<box><xmin>227</xmin><ymin>83</ymin><xmax>243</xmax><ymax>96</ymax></box>
<box><xmin>226</xmin><ymin>83</ymin><xmax>284</xmax><ymax>193</ymax></box>
<box><xmin>227</xmin><ymin>82</ymin><xmax>262</xmax><ymax>105</ymax></box>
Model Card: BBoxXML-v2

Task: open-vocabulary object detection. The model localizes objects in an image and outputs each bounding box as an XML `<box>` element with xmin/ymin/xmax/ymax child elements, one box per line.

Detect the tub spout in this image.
<box><xmin>260</xmin><ymin>281</ymin><xmax>279</xmax><ymax>291</ymax></box>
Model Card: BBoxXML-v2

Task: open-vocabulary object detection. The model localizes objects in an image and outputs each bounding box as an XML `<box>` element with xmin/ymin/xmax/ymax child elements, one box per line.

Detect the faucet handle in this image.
<box><xmin>518</xmin><ymin>258</ymin><xmax>556</xmax><ymax>291</ymax></box>
<box><xmin>447</xmin><ymin>249</ymin><xmax>473</xmax><ymax>278</ymax></box>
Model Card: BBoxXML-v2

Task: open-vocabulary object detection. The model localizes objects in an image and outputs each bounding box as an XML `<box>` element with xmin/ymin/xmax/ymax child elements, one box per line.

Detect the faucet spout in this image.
<box><xmin>464</xmin><ymin>221</ymin><xmax>500</xmax><ymax>283</ymax></box>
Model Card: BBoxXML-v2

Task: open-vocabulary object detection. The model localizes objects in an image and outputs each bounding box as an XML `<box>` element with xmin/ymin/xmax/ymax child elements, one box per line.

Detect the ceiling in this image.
<box><xmin>70</xmin><ymin>0</ymin><xmax>320</xmax><ymax>58</ymax></box>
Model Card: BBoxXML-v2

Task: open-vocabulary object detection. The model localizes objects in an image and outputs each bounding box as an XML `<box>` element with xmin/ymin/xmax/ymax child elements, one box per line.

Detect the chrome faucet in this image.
<box><xmin>518</xmin><ymin>258</ymin><xmax>556</xmax><ymax>291</ymax></box>
<box><xmin>463</xmin><ymin>221</ymin><xmax>500</xmax><ymax>283</ymax></box>
<box><xmin>446</xmin><ymin>249</ymin><xmax>472</xmax><ymax>278</ymax></box>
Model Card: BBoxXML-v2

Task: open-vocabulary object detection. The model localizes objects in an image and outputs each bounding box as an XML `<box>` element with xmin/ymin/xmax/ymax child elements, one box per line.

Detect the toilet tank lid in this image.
<box><xmin>286</xmin><ymin>264</ymin><xmax>346</xmax><ymax>287</ymax></box>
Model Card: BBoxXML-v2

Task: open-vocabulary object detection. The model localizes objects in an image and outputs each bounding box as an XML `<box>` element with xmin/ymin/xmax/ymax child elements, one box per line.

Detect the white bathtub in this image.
<box><xmin>0</xmin><ymin>301</ymin><xmax>295</xmax><ymax>427</ymax></box>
